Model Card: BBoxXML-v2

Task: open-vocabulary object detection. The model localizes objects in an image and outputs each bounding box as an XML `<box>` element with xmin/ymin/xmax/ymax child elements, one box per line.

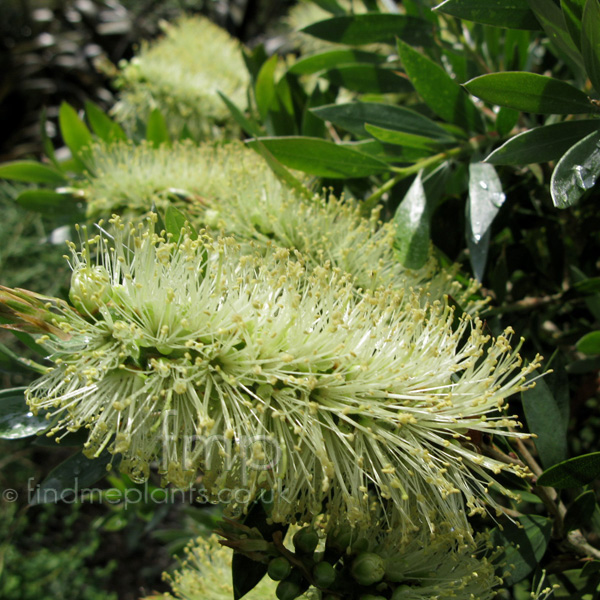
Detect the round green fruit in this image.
<box><xmin>293</xmin><ymin>527</ymin><xmax>319</xmax><ymax>555</ymax></box>
<box><xmin>312</xmin><ymin>561</ymin><xmax>336</xmax><ymax>589</ymax></box>
<box><xmin>268</xmin><ymin>557</ymin><xmax>292</xmax><ymax>581</ymax></box>
<box><xmin>276</xmin><ymin>579</ymin><xmax>303</xmax><ymax>600</ymax></box>
<box><xmin>351</xmin><ymin>552</ymin><xmax>386</xmax><ymax>586</ymax></box>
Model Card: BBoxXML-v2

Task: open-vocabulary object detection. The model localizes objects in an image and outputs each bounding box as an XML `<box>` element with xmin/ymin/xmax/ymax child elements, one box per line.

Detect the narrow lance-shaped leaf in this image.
<box><xmin>434</xmin><ymin>0</ymin><xmax>540</xmax><ymax>30</ymax></box>
<box><xmin>582</xmin><ymin>0</ymin><xmax>600</xmax><ymax>94</ymax></box>
<box><xmin>561</xmin><ymin>0</ymin><xmax>585</xmax><ymax>50</ymax></box>
<box><xmin>287</xmin><ymin>49</ymin><xmax>386</xmax><ymax>76</ymax></box>
<box><xmin>397</xmin><ymin>39</ymin><xmax>485</xmax><ymax>133</ymax></box>
<box><xmin>527</xmin><ymin>0</ymin><xmax>583</xmax><ymax>67</ymax></box>
<box><xmin>0</xmin><ymin>161</ymin><xmax>66</xmax><ymax>185</ymax></box>
<box><xmin>218</xmin><ymin>91</ymin><xmax>265</xmax><ymax>138</ymax></box>
<box><xmin>84</xmin><ymin>100</ymin><xmax>127</xmax><ymax>142</ymax></box>
<box><xmin>537</xmin><ymin>451</ymin><xmax>600</xmax><ymax>488</ymax></box>
<box><xmin>255</xmin><ymin>55</ymin><xmax>279</xmax><ymax>122</ymax></box>
<box><xmin>464</xmin><ymin>72</ymin><xmax>594</xmax><ymax>114</ymax></box>
<box><xmin>521</xmin><ymin>372</ymin><xmax>569</xmax><ymax>468</ymax></box>
<box><xmin>365</xmin><ymin>123</ymin><xmax>445</xmax><ymax>152</ymax></box>
<box><xmin>467</xmin><ymin>162</ymin><xmax>505</xmax><ymax>242</ymax></box>
<box><xmin>486</xmin><ymin>120</ymin><xmax>600</xmax><ymax>165</ymax></box>
<box><xmin>58</xmin><ymin>102</ymin><xmax>94</xmax><ymax>170</ymax></box>
<box><xmin>16</xmin><ymin>189</ymin><xmax>82</xmax><ymax>217</ymax></box>
<box><xmin>551</xmin><ymin>129</ymin><xmax>600</xmax><ymax>208</ymax></box>
<box><xmin>394</xmin><ymin>172</ymin><xmax>430</xmax><ymax>269</ymax></box>
<box><xmin>246</xmin><ymin>137</ymin><xmax>389</xmax><ymax>178</ymax></box>
<box><xmin>301</xmin><ymin>13</ymin><xmax>433</xmax><ymax>46</ymax></box>
<box><xmin>311</xmin><ymin>102</ymin><xmax>454</xmax><ymax>140</ymax></box>
<box><xmin>320</xmin><ymin>64</ymin><xmax>413</xmax><ymax>95</ymax></box>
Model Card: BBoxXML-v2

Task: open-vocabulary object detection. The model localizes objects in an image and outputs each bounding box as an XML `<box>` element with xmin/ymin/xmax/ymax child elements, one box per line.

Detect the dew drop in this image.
<box><xmin>573</xmin><ymin>165</ymin><xmax>596</xmax><ymax>190</ymax></box>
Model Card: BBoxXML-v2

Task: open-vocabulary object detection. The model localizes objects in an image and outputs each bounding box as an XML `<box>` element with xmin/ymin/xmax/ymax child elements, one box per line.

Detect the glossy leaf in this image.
<box><xmin>255</xmin><ymin>54</ymin><xmax>278</xmax><ymax>122</ymax></box>
<box><xmin>537</xmin><ymin>451</ymin><xmax>600</xmax><ymax>488</ymax></box>
<box><xmin>397</xmin><ymin>39</ymin><xmax>484</xmax><ymax>133</ymax></box>
<box><xmin>495</xmin><ymin>107</ymin><xmax>519</xmax><ymax>137</ymax></box>
<box><xmin>465</xmin><ymin>211</ymin><xmax>491</xmax><ymax>282</ymax></box>
<box><xmin>320</xmin><ymin>64</ymin><xmax>413</xmax><ymax>94</ymax></box>
<box><xmin>394</xmin><ymin>172</ymin><xmax>430</xmax><ymax>269</ymax></box>
<box><xmin>491</xmin><ymin>515</ymin><xmax>552</xmax><ymax>586</ymax></box>
<box><xmin>146</xmin><ymin>109</ymin><xmax>171</xmax><ymax>148</ymax></box>
<box><xmin>522</xmin><ymin>373</ymin><xmax>569</xmax><ymax>468</ymax></box>
<box><xmin>551</xmin><ymin>129</ymin><xmax>600</xmax><ymax>208</ymax></box>
<box><xmin>464</xmin><ymin>72</ymin><xmax>593</xmax><ymax>114</ymax></box>
<box><xmin>16</xmin><ymin>189</ymin><xmax>80</xmax><ymax>216</ymax></box>
<box><xmin>576</xmin><ymin>331</ymin><xmax>600</xmax><ymax>354</ymax></box>
<box><xmin>301</xmin><ymin>13</ymin><xmax>433</xmax><ymax>46</ymax></box>
<box><xmin>561</xmin><ymin>0</ymin><xmax>585</xmax><ymax>49</ymax></box>
<box><xmin>246</xmin><ymin>137</ymin><xmax>389</xmax><ymax>178</ymax></box>
<box><xmin>232</xmin><ymin>552</ymin><xmax>268</xmax><ymax>600</ymax></box>
<box><xmin>0</xmin><ymin>388</ymin><xmax>49</xmax><ymax>439</ymax></box>
<box><xmin>84</xmin><ymin>101</ymin><xmax>127</xmax><ymax>142</ymax></box>
<box><xmin>365</xmin><ymin>123</ymin><xmax>444</xmax><ymax>152</ymax></box>
<box><xmin>434</xmin><ymin>0</ymin><xmax>540</xmax><ymax>29</ymax></box>
<box><xmin>29</xmin><ymin>449</ymin><xmax>116</xmax><ymax>505</ymax></box>
<box><xmin>486</xmin><ymin>120</ymin><xmax>600</xmax><ymax>165</ymax></box>
<box><xmin>527</xmin><ymin>0</ymin><xmax>583</xmax><ymax>67</ymax></box>
<box><xmin>311</xmin><ymin>102</ymin><xmax>453</xmax><ymax>140</ymax></box>
<box><xmin>58</xmin><ymin>102</ymin><xmax>93</xmax><ymax>168</ymax></box>
<box><xmin>582</xmin><ymin>0</ymin><xmax>600</xmax><ymax>93</ymax></box>
<box><xmin>468</xmin><ymin>163</ymin><xmax>505</xmax><ymax>243</ymax></box>
<box><xmin>287</xmin><ymin>49</ymin><xmax>386</xmax><ymax>75</ymax></box>
<box><xmin>0</xmin><ymin>161</ymin><xmax>66</xmax><ymax>185</ymax></box>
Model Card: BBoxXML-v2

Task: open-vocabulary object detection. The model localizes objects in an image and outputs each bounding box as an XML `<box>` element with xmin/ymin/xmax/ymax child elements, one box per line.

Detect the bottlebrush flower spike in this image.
<box><xmin>7</xmin><ymin>216</ymin><xmax>540</xmax><ymax>534</ymax></box>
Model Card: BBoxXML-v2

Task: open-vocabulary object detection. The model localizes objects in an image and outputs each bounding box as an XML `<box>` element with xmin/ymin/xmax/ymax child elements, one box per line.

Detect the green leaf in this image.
<box><xmin>41</xmin><ymin>106</ymin><xmax>60</xmax><ymax>169</ymax></box>
<box><xmin>255</xmin><ymin>55</ymin><xmax>279</xmax><ymax>122</ymax></box>
<box><xmin>491</xmin><ymin>515</ymin><xmax>552</xmax><ymax>586</ymax></box>
<box><xmin>582</xmin><ymin>0</ymin><xmax>600</xmax><ymax>94</ymax></box>
<box><xmin>434</xmin><ymin>0</ymin><xmax>540</xmax><ymax>29</ymax></box>
<box><xmin>561</xmin><ymin>0</ymin><xmax>585</xmax><ymax>49</ymax></box>
<box><xmin>84</xmin><ymin>101</ymin><xmax>127</xmax><ymax>142</ymax></box>
<box><xmin>573</xmin><ymin>276</ymin><xmax>600</xmax><ymax>294</ymax></box>
<box><xmin>564</xmin><ymin>490</ymin><xmax>597</xmax><ymax>532</ymax></box>
<box><xmin>146</xmin><ymin>109</ymin><xmax>171</xmax><ymax>148</ymax></box>
<box><xmin>464</xmin><ymin>72</ymin><xmax>593</xmax><ymax>114</ymax></box>
<box><xmin>393</xmin><ymin>172</ymin><xmax>430</xmax><ymax>269</ymax></box>
<box><xmin>15</xmin><ymin>189</ymin><xmax>81</xmax><ymax>216</ymax></box>
<box><xmin>165</xmin><ymin>206</ymin><xmax>198</xmax><ymax>243</ymax></box>
<box><xmin>365</xmin><ymin>123</ymin><xmax>445</xmax><ymax>152</ymax></box>
<box><xmin>467</xmin><ymin>162</ymin><xmax>505</xmax><ymax>242</ymax></box>
<box><xmin>495</xmin><ymin>106</ymin><xmax>520</xmax><ymax>137</ymax></box>
<box><xmin>537</xmin><ymin>452</ymin><xmax>600</xmax><ymax>488</ymax></box>
<box><xmin>397</xmin><ymin>39</ymin><xmax>484</xmax><ymax>133</ymax></box>
<box><xmin>486</xmin><ymin>120</ymin><xmax>600</xmax><ymax>165</ymax></box>
<box><xmin>246</xmin><ymin>137</ymin><xmax>389</xmax><ymax>178</ymax></box>
<box><xmin>311</xmin><ymin>102</ymin><xmax>455</xmax><ymax>140</ymax></box>
<box><xmin>301</xmin><ymin>13</ymin><xmax>433</xmax><ymax>46</ymax></box>
<box><xmin>551</xmin><ymin>129</ymin><xmax>600</xmax><ymax>208</ymax></box>
<box><xmin>218</xmin><ymin>91</ymin><xmax>265</xmax><ymax>138</ymax></box>
<box><xmin>320</xmin><ymin>64</ymin><xmax>413</xmax><ymax>94</ymax></box>
<box><xmin>522</xmin><ymin>373</ymin><xmax>569</xmax><ymax>468</ymax></box>
<box><xmin>527</xmin><ymin>0</ymin><xmax>583</xmax><ymax>67</ymax></box>
<box><xmin>287</xmin><ymin>49</ymin><xmax>386</xmax><ymax>75</ymax></box>
<box><xmin>232</xmin><ymin>551</ymin><xmax>268</xmax><ymax>600</ymax></box>
<box><xmin>0</xmin><ymin>161</ymin><xmax>66</xmax><ymax>185</ymax></box>
<box><xmin>58</xmin><ymin>102</ymin><xmax>93</xmax><ymax>169</ymax></box>
<box><xmin>0</xmin><ymin>388</ymin><xmax>49</xmax><ymax>439</ymax></box>
<box><xmin>29</xmin><ymin>449</ymin><xmax>116</xmax><ymax>505</ymax></box>
<box><xmin>310</xmin><ymin>0</ymin><xmax>347</xmax><ymax>15</ymax></box>
<box><xmin>576</xmin><ymin>331</ymin><xmax>600</xmax><ymax>354</ymax></box>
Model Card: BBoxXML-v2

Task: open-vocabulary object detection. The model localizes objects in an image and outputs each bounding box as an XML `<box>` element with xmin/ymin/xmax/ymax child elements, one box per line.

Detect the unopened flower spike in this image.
<box><xmin>4</xmin><ymin>216</ymin><xmax>540</xmax><ymax>535</ymax></box>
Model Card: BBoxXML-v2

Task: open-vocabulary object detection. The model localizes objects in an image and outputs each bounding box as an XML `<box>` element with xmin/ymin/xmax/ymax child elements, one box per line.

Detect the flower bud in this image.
<box><xmin>293</xmin><ymin>526</ymin><xmax>319</xmax><ymax>555</ymax></box>
<box><xmin>69</xmin><ymin>265</ymin><xmax>110</xmax><ymax>314</ymax></box>
<box><xmin>351</xmin><ymin>552</ymin><xmax>386</xmax><ymax>586</ymax></box>
<box><xmin>268</xmin><ymin>557</ymin><xmax>292</xmax><ymax>581</ymax></box>
<box><xmin>312</xmin><ymin>561</ymin><xmax>336</xmax><ymax>589</ymax></box>
<box><xmin>391</xmin><ymin>585</ymin><xmax>415</xmax><ymax>600</ymax></box>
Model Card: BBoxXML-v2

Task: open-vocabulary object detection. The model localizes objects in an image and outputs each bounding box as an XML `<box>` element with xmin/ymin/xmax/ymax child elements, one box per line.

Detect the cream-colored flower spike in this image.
<box><xmin>8</xmin><ymin>217</ymin><xmax>539</xmax><ymax>534</ymax></box>
<box><xmin>111</xmin><ymin>16</ymin><xmax>248</xmax><ymax>140</ymax></box>
<box><xmin>79</xmin><ymin>140</ymin><xmax>481</xmax><ymax>311</ymax></box>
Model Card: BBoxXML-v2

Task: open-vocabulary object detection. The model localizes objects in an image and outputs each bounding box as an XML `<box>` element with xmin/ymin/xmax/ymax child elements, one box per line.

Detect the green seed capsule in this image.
<box><xmin>293</xmin><ymin>526</ymin><xmax>319</xmax><ymax>555</ymax></box>
<box><xmin>312</xmin><ymin>561</ymin><xmax>336</xmax><ymax>589</ymax></box>
<box><xmin>276</xmin><ymin>579</ymin><xmax>303</xmax><ymax>600</ymax></box>
<box><xmin>351</xmin><ymin>552</ymin><xmax>386</xmax><ymax>586</ymax></box>
<box><xmin>268</xmin><ymin>557</ymin><xmax>292</xmax><ymax>581</ymax></box>
<box><xmin>391</xmin><ymin>585</ymin><xmax>415</xmax><ymax>599</ymax></box>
